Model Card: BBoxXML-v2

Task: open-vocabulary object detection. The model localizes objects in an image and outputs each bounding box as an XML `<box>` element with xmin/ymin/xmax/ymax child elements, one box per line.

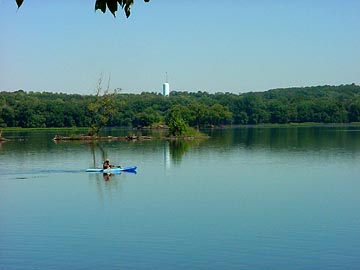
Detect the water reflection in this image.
<box><xmin>1</xmin><ymin>126</ymin><xmax>360</xmax><ymax>270</ymax></box>
<box><xmin>1</xmin><ymin>126</ymin><xmax>360</xmax><ymax>171</ymax></box>
<box><xmin>164</xmin><ymin>141</ymin><xmax>171</xmax><ymax>170</ymax></box>
<box><xmin>169</xmin><ymin>140</ymin><xmax>191</xmax><ymax>164</ymax></box>
<box><xmin>2</xmin><ymin>126</ymin><xmax>359</xmax><ymax>154</ymax></box>
<box><xmin>102</xmin><ymin>173</ymin><xmax>112</xmax><ymax>181</ymax></box>
<box><xmin>88</xmin><ymin>172</ymin><xmax>125</xmax><ymax>204</ymax></box>
<box><xmin>165</xmin><ymin>138</ymin><xmax>207</xmax><ymax>166</ymax></box>
<box><xmin>207</xmin><ymin>126</ymin><xmax>360</xmax><ymax>153</ymax></box>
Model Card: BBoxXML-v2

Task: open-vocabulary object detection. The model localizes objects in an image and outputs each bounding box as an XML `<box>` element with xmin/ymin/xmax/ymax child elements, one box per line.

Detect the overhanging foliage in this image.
<box><xmin>15</xmin><ymin>0</ymin><xmax>150</xmax><ymax>18</ymax></box>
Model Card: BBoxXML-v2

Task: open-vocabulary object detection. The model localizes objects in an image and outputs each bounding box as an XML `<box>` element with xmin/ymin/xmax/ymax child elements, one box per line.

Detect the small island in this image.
<box><xmin>53</xmin><ymin>134</ymin><xmax>153</xmax><ymax>141</ymax></box>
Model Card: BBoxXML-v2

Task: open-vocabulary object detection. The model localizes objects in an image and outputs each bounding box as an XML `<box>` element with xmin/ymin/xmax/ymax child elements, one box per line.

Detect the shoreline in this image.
<box><xmin>1</xmin><ymin>122</ymin><xmax>360</xmax><ymax>133</ymax></box>
<box><xmin>53</xmin><ymin>134</ymin><xmax>153</xmax><ymax>141</ymax></box>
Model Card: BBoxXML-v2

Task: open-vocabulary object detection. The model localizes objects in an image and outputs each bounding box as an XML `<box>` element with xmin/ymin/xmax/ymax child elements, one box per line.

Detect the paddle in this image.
<box><xmin>104</xmin><ymin>164</ymin><xmax>121</xmax><ymax>169</ymax></box>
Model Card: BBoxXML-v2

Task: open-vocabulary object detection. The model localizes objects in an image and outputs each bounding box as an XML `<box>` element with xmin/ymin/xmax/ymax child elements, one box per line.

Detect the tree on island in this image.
<box><xmin>15</xmin><ymin>0</ymin><xmax>150</xmax><ymax>18</ymax></box>
<box><xmin>166</xmin><ymin>108</ymin><xmax>189</xmax><ymax>137</ymax></box>
<box><xmin>87</xmin><ymin>77</ymin><xmax>119</xmax><ymax>136</ymax></box>
<box><xmin>165</xmin><ymin>105</ymin><xmax>205</xmax><ymax>138</ymax></box>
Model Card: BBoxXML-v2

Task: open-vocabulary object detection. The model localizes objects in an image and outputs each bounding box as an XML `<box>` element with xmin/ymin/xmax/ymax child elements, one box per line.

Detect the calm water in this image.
<box><xmin>0</xmin><ymin>126</ymin><xmax>359</xmax><ymax>270</ymax></box>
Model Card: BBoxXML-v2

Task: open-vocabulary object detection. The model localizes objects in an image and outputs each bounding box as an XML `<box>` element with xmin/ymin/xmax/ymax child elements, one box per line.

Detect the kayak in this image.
<box><xmin>86</xmin><ymin>166</ymin><xmax>137</xmax><ymax>174</ymax></box>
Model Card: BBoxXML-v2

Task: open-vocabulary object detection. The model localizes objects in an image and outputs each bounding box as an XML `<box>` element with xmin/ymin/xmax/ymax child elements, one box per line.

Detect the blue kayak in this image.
<box><xmin>86</xmin><ymin>166</ymin><xmax>137</xmax><ymax>174</ymax></box>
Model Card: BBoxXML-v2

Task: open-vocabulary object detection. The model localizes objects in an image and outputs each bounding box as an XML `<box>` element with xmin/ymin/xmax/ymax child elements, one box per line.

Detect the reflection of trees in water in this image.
<box><xmin>90</xmin><ymin>172</ymin><xmax>124</xmax><ymax>205</ymax></box>
<box><xmin>88</xmin><ymin>141</ymin><xmax>108</xmax><ymax>167</ymax></box>
<box><xmin>169</xmin><ymin>139</ymin><xmax>204</xmax><ymax>164</ymax></box>
<box><xmin>209</xmin><ymin>126</ymin><xmax>360</xmax><ymax>152</ymax></box>
<box><xmin>169</xmin><ymin>140</ymin><xmax>189</xmax><ymax>164</ymax></box>
<box><xmin>87</xmin><ymin>142</ymin><xmax>125</xmax><ymax>204</ymax></box>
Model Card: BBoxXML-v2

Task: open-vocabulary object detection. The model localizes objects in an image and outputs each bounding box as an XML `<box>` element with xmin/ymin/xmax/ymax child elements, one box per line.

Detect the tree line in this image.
<box><xmin>1</xmin><ymin>84</ymin><xmax>360</xmax><ymax>129</ymax></box>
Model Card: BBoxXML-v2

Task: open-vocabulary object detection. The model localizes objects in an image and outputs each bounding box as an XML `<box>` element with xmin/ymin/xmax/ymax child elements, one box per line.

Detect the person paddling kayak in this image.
<box><xmin>103</xmin><ymin>159</ymin><xmax>122</xmax><ymax>169</ymax></box>
<box><xmin>103</xmin><ymin>159</ymin><xmax>113</xmax><ymax>169</ymax></box>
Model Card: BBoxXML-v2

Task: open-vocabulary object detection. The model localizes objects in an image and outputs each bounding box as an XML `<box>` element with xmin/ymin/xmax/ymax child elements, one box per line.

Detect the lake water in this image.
<box><xmin>1</xmin><ymin>126</ymin><xmax>359</xmax><ymax>270</ymax></box>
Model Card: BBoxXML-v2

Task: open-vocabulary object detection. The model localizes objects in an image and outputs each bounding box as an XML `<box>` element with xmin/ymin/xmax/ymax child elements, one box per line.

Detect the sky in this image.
<box><xmin>0</xmin><ymin>0</ymin><xmax>359</xmax><ymax>95</ymax></box>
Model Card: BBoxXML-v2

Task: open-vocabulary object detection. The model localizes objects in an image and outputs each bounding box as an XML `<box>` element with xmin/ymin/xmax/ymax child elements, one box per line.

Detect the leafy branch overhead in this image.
<box><xmin>15</xmin><ymin>0</ymin><xmax>150</xmax><ymax>18</ymax></box>
<box><xmin>95</xmin><ymin>0</ymin><xmax>150</xmax><ymax>18</ymax></box>
<box><xmin>15</xmin><ymin>0</ymin><xmax>23</xmax><ymax>8</ymax></box>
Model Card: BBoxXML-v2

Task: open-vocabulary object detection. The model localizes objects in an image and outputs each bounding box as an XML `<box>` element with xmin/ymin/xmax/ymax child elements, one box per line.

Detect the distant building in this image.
<box><xmin>162</xmin><ymin>72</ymin><xmax>170</xmax><ymax>96</ymax></box>
<box><xmin>162</xmin><ymin>82</ymin><xmax>170</xmax><ymax>96</ymax></box>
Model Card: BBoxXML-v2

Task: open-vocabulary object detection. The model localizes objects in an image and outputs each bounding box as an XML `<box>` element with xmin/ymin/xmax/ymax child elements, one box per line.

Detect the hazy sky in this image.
<box><xmin>0</xmin><ymin>0</ymin><xmax>359</xmax><ymax>94</ymax></box>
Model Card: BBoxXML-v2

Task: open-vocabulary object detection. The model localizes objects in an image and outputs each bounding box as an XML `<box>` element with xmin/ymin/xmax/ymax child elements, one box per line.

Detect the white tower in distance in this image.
<box><xmin>162</xmin><ymin>72</ymin><xmax>170</xmax><ymax>96</ymax></box>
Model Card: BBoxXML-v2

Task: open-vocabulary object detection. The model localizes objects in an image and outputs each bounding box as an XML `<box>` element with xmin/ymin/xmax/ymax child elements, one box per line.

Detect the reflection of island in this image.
<box><xmin>0</xmin><ymin>129</ymin><xmax>9</xmax><ymax>142</ymax></box>
<box><xmin>83</xmin><ymin>141</ymin><xmax>133</xmax><ymax>203</ymax></box>
<box><xmin>169</xmin><ymin>140</ymin><xmax>191</xmax><ymax>164</ymax></box>
<box><xmin>88</xmin><ymin>168</ymin><xmax>136</xmax><ymax>204</ymax></box>
<box><xmin>90</xmin><ymin>173</ymin><xmax>122</xmax><ymax>204</ymax></box>
<box><xmin>167</xmin><ymin>139</ymin><xmax>205</xmax><ymax>165</ymax></box>
<box><xmin>0</xmin><ymin>130</ymin><xmax>9</xmax><ymax>150</ymax></box>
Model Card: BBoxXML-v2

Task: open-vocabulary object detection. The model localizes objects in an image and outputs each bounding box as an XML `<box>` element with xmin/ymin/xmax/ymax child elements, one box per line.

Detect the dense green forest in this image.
<box><xmin>1</xmin><ymin>84</ymin><xmax>360</xmax><ymax>129</ymax></box>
